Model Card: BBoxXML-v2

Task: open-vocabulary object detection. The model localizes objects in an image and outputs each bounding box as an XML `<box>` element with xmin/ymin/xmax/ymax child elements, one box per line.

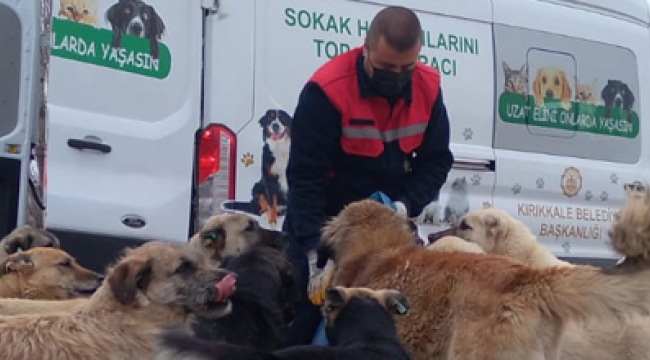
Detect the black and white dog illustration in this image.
<box><xmin>601</xmin><ymin>79</ymin><xmax>635</xmax><ymax>122</ymax></box>
<box><xmin>105</xmin><ymin>0</ymin><xmax>165</xmax><ymax>59</ymax></box>
<box><xmin>223</xmin><ymin>109</ymin><xmax>292</xmax><ymax>226</ymax></box>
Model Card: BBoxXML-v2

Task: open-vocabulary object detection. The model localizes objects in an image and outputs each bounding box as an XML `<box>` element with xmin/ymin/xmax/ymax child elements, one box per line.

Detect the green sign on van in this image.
<box><xmin>50</xmin><ymin>18</ymin><xmax>171</xmax><ymax>80</ymax></box>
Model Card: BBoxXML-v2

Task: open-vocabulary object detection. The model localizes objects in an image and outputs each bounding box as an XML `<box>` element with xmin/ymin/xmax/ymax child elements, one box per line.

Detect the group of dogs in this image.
<box><xmin>1</xmin><ymin>184</ymin><xmax>650</xmax><ymax>359</ymax></box>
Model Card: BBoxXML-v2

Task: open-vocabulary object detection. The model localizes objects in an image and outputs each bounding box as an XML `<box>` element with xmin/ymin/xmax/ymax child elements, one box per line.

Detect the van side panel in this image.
<box><xmin>492</xmin><ymin>0</ymin><xmax>650</xmax><ymax>260</ymax></box>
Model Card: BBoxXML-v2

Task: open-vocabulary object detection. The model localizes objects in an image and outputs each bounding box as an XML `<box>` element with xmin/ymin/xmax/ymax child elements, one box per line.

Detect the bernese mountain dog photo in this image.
<box><xmin>223</xmin><ymin>109</ymin><xmax>292</xmax><ymax>226</ymax></box>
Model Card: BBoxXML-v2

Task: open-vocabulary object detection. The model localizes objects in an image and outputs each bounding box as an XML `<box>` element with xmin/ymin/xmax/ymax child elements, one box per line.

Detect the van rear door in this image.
<box><xmin>45</xmin><ymin>0</ymin><xmax>202</xmax><ymax>243</ymax></box>
<box><xmin>0</xmin><ymin>0</ymin><xmax>41</xmax><ymax>237</ymax></box>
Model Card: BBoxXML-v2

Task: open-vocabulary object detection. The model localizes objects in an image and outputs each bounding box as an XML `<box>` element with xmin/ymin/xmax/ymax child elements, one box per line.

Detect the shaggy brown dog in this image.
<box><xmin>0</xmin><ymin>225</ymin><xmax>60</xmax><ymax>260</ymax></box>
<box><xmin>0</xmin><ymin>241</ymin><xmax>237</xmax><ymax>360</ymax></box>
<box><xmin>189</xmin><ymin>212</ymin><xmax>283</xmax><ymax>262</ymax></box>
<box><xmin>0</xmin><ymin>247</ymin><xmax>103</xmax><ymax>299</ymax></box>
<box><xmin>0</xmin><ymin>214</ymin><xmax>276</xmax><ymax>318</ymax></box>
<box><xmin>316</xmin><ymin>199</ymin><xmax>650</xmax><ymax>360</ymax></box>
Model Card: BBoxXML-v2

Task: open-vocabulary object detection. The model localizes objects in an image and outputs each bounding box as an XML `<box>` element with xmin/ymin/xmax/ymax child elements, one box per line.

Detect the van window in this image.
<box><xmin>0</xmin><ymin>4</ymin><xmax>20</xmax><ymax>138</ymax></box>
<box><xmin>495</xmin><ymin>24</ymin><xmax>641</xmax><ymax>164</ymax></box>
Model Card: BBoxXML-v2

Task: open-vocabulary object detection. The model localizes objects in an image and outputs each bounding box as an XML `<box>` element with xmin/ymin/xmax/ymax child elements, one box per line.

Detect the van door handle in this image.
<box><xmin>67</xmin><ymin>138</ymin><xmax>112</xmax><ymax>154</ymax></box>
<box><xmin>452</xmin><ymin>158</ymin><xmax>495</xmax><ymax>172</ymax></box>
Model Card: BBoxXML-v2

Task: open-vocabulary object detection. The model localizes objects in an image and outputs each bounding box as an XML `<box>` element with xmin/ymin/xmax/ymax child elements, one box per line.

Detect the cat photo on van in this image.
<box><xmin>58</xmin><ymin>0</ymin><xmax>97</xmax><ymax>26</ymax></box>
<box><xmin>502</xmin><ymin>61</ymin><xmax>528</xmax><ymax>98</ymax></box>
<box><xmin>443</xmin><ymin>176</ymin><xmax>470</xmax><ymax>227</ymax></box>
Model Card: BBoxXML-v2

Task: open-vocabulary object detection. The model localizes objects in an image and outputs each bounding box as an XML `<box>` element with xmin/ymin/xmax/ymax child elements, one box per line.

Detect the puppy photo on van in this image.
<box><xmin>532</xmin><ymin>66</ymin><xmax>572</xmax><ymax>110</ymax></box>
<box><xmin>575</xmin><ymin>78</ymin><xmax>599</xmax><ymax>105</ymax></box>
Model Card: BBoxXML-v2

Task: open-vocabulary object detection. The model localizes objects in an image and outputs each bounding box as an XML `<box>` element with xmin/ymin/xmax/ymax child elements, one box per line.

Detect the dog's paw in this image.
<box><xmin>241</xmin><ymin>152</ymin><xmax>255</xmax><ymax>167</ymax></box>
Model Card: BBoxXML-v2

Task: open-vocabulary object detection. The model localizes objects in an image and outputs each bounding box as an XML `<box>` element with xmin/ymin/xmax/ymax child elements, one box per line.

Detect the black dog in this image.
<box><xmin>154</xmin><ymin>286</ymin><xmax>411</xmax><ymax>360</ymax></box>
<box><xmin>601</xmin><ymin>79</ymin><xmax>635</xmax><ymax>122</ymax></box>
<box><xmin>191</xmin><ymin>241</ymin><xmax>300</xmax><ymax>352</ymax></box>
<box><xmin>223</xmin><ymin>109</ymin><xmax>292</xmax><ymax>225</ymax></box>
<box><xmin>106</xmin><ymin>0</ymin><xmax>165</xmax><ymax>59</ymax></box>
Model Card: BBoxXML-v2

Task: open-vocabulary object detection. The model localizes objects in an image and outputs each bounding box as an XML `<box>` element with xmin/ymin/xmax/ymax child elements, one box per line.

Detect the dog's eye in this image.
<box><xmin>124</xmin><ymin>7</ymin><xmax>131</xmax><ymax>14</ymax></box>
<box><xmin>174</xmin><ymin>260</ymin><xmax>195</xmax><ymax>275</ymax></box>
<box><xmin>459</xmin><ymin>220</ymin><xmax>472</xmax><ymax>231</ymax></box>
<box><xmin>554</xmin><ymin>78</ymin><xmax>560</xmax><ymax>86</ymax></box>
<box><xmin>542</xmin><ymin>76</ymin><xmax>547</xmax><ymax>84</ymax></box>
<box><xmin>58</xmin><ymin>260</ymin><xmax>72</xmax><ymax>268</ymax></box>
<box><xmin>66</xmin><ymin>6</ymin><xmax>74</xmax><ymax>12</ymax></box>
<box><xmin>83</xmin><ymin>9</ymin><xmax>88</xmax><ymax>14</ymax></box>
<box><xmin>142</xmin><ymin>12</ymin><xmax>148</xmax><ymax>20</ymax></box>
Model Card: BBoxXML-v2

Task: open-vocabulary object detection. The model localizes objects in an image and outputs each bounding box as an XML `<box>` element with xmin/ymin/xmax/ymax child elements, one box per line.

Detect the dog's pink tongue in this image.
<box><xmin>215</xmin><ymin>274</ymin><xmax>236</xmax><ymax>302</ymax></box>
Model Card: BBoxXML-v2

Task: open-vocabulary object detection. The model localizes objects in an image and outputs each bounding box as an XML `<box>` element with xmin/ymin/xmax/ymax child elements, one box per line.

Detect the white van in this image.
<box><xmin>10</xmin><ymin>0</ymin><xmax>649</xmax><ymax>270</ymax></box>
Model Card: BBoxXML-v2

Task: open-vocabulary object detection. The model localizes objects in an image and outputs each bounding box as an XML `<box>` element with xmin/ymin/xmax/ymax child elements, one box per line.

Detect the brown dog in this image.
<box><xmin>0</xmin><ymin>247</ymin><xmax>103</xmax><ymax>299</ymax></box>
<box><xmin>189</xmin><ymin>212</ymin><xmax>283</xmax><ymax>262</ymax></box>
<box><xmin>316</xmin><ymin>199</ymin><xmax>650</xmax><ymax>360</ymax></box>
<box><xmin>0</xmin><ymin>241</ymin><xmax>236</xmax><ymax>359</ymax></box>
<box><xmin>0</xmin><ymin>225</ymin><xmax>60</xmax><ymax>260</ymax></box>
<box><xmin>533</xmin><ymin>67</ymin><xmax>572</xmax><ymax>110</ymax></box>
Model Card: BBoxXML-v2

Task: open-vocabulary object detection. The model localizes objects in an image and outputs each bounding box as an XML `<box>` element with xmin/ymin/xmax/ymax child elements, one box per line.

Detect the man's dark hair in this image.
<box><xmin>367</xmin><ymin>6</ymin><xmax>422</xmax><ymax>52</ymax></box>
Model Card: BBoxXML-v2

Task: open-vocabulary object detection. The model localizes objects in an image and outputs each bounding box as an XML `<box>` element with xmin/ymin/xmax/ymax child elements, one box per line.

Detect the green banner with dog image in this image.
<box><xmin>50</xmin><ymin>18</ymin><xmax>171</xmax><ymax>79</ymax></box>
<box><xmin>498</xmin><ymin>93</ymin><xmax>639</xmax><ymax>139</ymax></box>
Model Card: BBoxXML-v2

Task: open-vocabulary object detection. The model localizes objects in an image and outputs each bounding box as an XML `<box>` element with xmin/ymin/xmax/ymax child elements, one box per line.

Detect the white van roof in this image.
<box><xmin>552</xmin><ymin>0</ymin><xmax>650</xmax><ymax>24</ymax></box>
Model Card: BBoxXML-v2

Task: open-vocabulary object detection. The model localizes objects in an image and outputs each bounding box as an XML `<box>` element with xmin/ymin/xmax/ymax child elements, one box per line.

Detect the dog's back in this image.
<box><xmin>191</xmin><ymin>244</ymin><xmax>299</xmax><ymax>351</ymax></box>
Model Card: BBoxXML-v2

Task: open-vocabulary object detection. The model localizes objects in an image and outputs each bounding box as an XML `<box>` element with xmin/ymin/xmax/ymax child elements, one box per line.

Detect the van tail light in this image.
<box><xmin>193</xmin><ymin>124</ymin><xmax>237</xmax><ymax>232</ymax></box>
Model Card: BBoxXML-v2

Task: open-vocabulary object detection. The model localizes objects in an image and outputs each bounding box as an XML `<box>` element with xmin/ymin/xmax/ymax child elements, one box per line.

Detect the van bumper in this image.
<box><xmin>47</xmin><ymin>229</ymin><xmax>160</xmax><ymax>273</ymax></box>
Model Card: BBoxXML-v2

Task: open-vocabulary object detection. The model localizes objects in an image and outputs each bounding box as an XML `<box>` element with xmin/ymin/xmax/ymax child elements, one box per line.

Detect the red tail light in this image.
<box><xmin>196</xmin><ymin>124</ymin><xmax>236</xmax><ymax>198</ymax></box>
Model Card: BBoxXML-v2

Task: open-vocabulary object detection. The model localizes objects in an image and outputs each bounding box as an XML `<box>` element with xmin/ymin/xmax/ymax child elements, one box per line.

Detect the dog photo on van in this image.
<box><xmin>532</xmin><ymin>66</ymin><xmax>572</xmax><ymax>110</ymax></box>
<box><xmin>105</xmin><ymin>0</ymin><xmax>166</xmax><ymax>59</ymax></box>
<box><xmin>601</xmin><ymin>79</ymin><xmax>635</xmax><ymax>122</ymax></box>
<box><xmin>57</xmin><ymin>0</ymin><xmax>98</xmax><ymax>26</ymax></box>
<box><xmin>575</xmin><ymin>78</ymin><xmax>599</xmax><ymax>105</ymax></box>
<box><xmin>222</xmin><ymin>109</ymin><xmax>292</xmax><ymax>226</ymax></box>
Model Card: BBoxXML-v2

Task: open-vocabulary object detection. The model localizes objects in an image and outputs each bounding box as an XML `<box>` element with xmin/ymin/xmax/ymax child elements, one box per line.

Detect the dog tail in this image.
<box><xmin>529</xmin><ymin>261</ymin><xmax>650</xmax><ymax>326</ymax></box>
<box><xmin>154</xmin><ymin>326</ymin><xmax>278</xmax><ymax>360</ymax></box>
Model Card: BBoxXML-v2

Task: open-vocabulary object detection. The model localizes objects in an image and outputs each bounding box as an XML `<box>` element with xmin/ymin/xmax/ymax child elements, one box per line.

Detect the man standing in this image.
<box><xmin>281</xmin><ymin>5</ymin><xmax>454</xmax><ymax>346</ymax></box>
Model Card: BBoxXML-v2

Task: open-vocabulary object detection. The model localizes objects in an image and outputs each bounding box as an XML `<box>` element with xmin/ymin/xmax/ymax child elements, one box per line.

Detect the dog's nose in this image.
<box><xmin>545</xmin><ymin>89</ymin><xmax>554</xmax><ymax>98</ymax></box>
<box><xmin>272</xmin><ymin>123</ymin><xmax>281</xmax><ymax>133</ymax></box>
<box><xmin>130</xmin><ymin>23</ymin><xmax>143</xmax><ymax>35</ymax></box>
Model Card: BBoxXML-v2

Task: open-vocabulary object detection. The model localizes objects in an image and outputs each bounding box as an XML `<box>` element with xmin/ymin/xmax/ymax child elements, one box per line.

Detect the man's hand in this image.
<box><xmin>307</xmin><ymin>250</ymin><xmax>335</xmax><ymax>306</ymax></box>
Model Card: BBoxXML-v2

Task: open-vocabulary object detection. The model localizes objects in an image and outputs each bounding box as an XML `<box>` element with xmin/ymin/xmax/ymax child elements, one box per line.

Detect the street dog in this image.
<box><xmin>191</xmin><ymin>241</ymin><xmax>300</xmax><ymax>351</ymax></box>
<box><xmin>153</xmin><ymin>286</ymin><xmax>411</xmax><ymax>360</ymax></box>
<box><xmin>0</xmin><ymin>241</ymin><xmax>237</xmax><ymax>360</ymax></box>
<box><xmin>426</xmin><ymin>235</ymin><xmax>485</xmax><ymax>254</ymax></box>
<box><xmin>0</xmin><ymin>247</ymin><xmax>103</xmax><ymax>300</ymax></box>
<box><xmin>315</xmin><ymin>199</ymin><xmax>650</xmax><ymax>360</ymax></box>
<box><xmin>452</xmin><ymin>207</ymin><xmax>574</xmax><ymax>268</ymax></box>
<box><xmin>189</xmin><ymin>212</ymin><xmax>283</xmax><ymax>262</ymax></box>
<box><xmin>0</xmin><ymin>225</ymin><xmax>60</xmax><ymax>260</ymax></box>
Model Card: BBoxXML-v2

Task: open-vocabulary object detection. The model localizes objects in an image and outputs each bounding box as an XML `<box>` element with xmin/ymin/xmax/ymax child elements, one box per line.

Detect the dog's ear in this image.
<box><xmin>383</xmin><ymin>290</ymin><xmax>410</xmax><ymax>316</ymax></box>
<box><xmin>624</xmin><ymin>84</ymin><xmax>635</xmax><ymax>104</ymax></box>
<box><xmin>259</xmin><ymin>228</ymin><xmax>284</xmax><ymax>251</ymax></box>
<box><xmin>502</xmin><ymin>61</ymin><xmax>510</xmax><ymax>73</ymax></box>
<box><xmin>560</xmin><ymin>70</ymin><xmax>572</xmax><ymax>102</ymax></box>
<box><xmin>315</xmin><ymin>242</ymin><xmax>334</xmax><ymax>269</ymax></box>
<box><xmin>144</xmin><ymin>5</ymin><xmax>165</xmax><ymax>39</ymax></box>
<box><xmin>532</xmin><ymin>69</ymin><xmax>542</xmax><ymax>101</ymax></box>
<box><xmin>324</xmin><ymin>286</ymin><xmax>346</xmax><ymax>308</ymax></box>
<box><xmin>0</xmin><ymin>253</ymin><xmax>34</xmax><ymax>276</ymax></box>
<box><xmin>108</xmin><ymin>258</ymin><xmax>153</xmax><ymax>305</ymax></box>
<box><xmin>200</xmin><ymin>228</ymin><xmax>226</xmax><ymax>260</ymax></box>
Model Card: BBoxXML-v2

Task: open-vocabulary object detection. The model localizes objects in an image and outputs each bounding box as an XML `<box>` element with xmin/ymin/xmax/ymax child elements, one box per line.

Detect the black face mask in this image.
<box><xmin>369</xmin><ymin>66</ymin><xmax>413</xmax><ymax>99</ymax></box>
